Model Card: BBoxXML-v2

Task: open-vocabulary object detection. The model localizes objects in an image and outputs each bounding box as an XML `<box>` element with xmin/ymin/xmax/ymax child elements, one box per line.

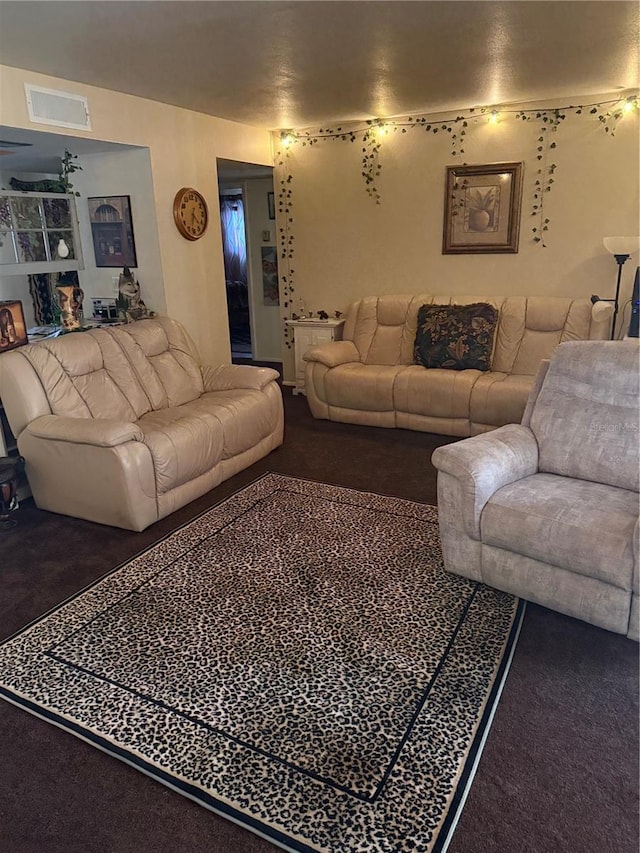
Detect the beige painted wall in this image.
<box><xmin>273</xmin><ymin>96</ymin><xmax>639</xmax><ymax>380</ymax></box>
<box><xmin>0</xmin><ymin>64</ymin><xmax>273</xmax><ymax>364</ymax></box>
<box><xmin>243</xmin><ymin>177</ymin><xmax>281</xmax><ymax>361</ymax></box>
<box><xmin>73</xmin><ymin>148</ymin><xmax>165</xmax><ymax>316</ymax></box>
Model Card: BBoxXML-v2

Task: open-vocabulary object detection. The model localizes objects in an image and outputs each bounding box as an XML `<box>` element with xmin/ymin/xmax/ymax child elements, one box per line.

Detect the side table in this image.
<box><xmin>285</xmin><ymin>318</ymin><xmax>345</xmax><ymax>395</ymax></box>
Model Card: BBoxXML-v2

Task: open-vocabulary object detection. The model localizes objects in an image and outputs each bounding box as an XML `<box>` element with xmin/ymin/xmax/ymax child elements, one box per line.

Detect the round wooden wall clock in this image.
<box><xmin>173</xmin><ymin>187</ymin><xmax>209</xmax><ymax>240</ymax></box>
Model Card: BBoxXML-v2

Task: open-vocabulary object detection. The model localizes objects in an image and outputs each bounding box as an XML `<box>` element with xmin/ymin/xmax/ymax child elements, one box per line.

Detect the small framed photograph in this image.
<box><xmin>261</xmin><ymin>246</ymin><xmax>279</xmax><ymax>306</ymax></box>
<box><xmin>0</xmin><ymin>300</ymin><xmax>29</xmax><ymax>352</ymax></box>
<box><xmin>443</xmin><ymin>162</ymin><xmax>523</xmax><ymax>254</ymax></box>
<box><xmin>267</xmin><ymin>191</ymin><xmax>275</xmax><ymax>220</ymax></box>
<box><xmin>88</xmin><ymin>195</ymin><xmax>138</xmax><ymax>267</ymax></box>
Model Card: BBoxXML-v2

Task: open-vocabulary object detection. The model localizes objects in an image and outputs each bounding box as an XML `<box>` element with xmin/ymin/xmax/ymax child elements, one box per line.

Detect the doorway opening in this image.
<box><xmin>217</xmin><ymin>158</ymin><xmax>280</xmax><ymax>365</ymax></box>
<box><xmin>219</xmin><ymin>188</ymin><xmax>251</xmax><ymax>357</ymax></box>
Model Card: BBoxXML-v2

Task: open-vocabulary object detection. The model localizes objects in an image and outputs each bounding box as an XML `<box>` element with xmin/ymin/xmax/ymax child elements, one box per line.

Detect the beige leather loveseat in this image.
<box><xmin>0</xmin><ymin>317</ymin><xmax>283</xmax><ymax>531</ymax></box>
<box><xmin>304</xmin><ymin>295</ymin><xmax>611</xmax><ymax>436</ymax></box>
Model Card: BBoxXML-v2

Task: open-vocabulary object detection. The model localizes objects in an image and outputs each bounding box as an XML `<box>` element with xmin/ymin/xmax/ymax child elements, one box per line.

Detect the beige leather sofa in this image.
<box><xmin>432</xmin><ymin>341</ymin><xmax>639</xmax><ymax>639</ymax></box>
<box><xmin>0</xmin><ymin>317</ymin><xmax>284</xmax><ymax>531</ymax></box>
<box><xmin>304</xmin><ymin>295</ymin><xmax>611</xmax><ymax>436</ymax></box>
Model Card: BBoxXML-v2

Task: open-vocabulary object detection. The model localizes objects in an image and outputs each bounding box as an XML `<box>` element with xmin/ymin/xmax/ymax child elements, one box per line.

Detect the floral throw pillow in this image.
<box><xmin>413</xmin><ymin>302</ymin><xmax>498</xmax><ymax>371</ymax></box>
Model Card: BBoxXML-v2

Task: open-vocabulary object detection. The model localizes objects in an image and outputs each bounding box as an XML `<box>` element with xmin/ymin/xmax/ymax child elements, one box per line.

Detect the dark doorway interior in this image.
<box><xmin>219</xmin><ymin>190</ymin><xmax>251</xmax><ymax>357</ymax></box>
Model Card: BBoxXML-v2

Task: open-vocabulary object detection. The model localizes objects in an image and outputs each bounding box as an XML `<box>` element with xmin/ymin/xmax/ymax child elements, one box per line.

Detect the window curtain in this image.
<box><xmin>219</xmin><ymin>195</ymin><xmax>247</xmax><ymax>284</ymax></box>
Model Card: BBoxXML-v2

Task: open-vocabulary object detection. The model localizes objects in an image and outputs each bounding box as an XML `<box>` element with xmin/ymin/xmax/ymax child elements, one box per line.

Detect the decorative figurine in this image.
<box><xmin>56</xmin><ymin>283</ymin><xmax>84</xmax><ymax>329</ymax></box>
<box><xmin>117</xmin><ymin>267</ymin><xmax>155</xmax><ymax>323</ymax></box>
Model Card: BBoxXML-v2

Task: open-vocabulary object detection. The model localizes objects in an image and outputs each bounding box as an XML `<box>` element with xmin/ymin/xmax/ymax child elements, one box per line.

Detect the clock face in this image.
<box><xmin>173</xmin><ymin>187</ymin><xmax>209</xmax><ymax>240</ymax></box>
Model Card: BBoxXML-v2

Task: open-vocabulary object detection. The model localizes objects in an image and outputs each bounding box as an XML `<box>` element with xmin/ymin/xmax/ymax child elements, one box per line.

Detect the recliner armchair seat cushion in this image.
<box><xmin>481</xmin><ymin>473</ymin><xmax>637</xmax><ymax>589</ymax></box>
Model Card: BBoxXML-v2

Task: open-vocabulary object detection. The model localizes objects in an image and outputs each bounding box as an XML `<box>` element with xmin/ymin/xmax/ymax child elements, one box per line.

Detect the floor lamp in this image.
<box><xmin>591</xmin><ymin>237</ymin><xmax>640</xmax><ymax>339</ymax></box>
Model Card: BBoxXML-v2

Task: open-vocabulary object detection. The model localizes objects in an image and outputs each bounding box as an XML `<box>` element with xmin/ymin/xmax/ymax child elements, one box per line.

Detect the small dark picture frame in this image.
<box><xmin>443</xmin><ymin>162</ymin><xmax>523</xmax><ymax>254</ymax></box>
<box><xmin>0</xmin><ymin>300</ymin><xmax>29</xmax><ymax>352</ymax></box>
<box><xmin>267</xmin><ymin>192</ymin><xmax>275</xmax><ymax>220</ymax></box>
<box><xmin>88</xmin><ymin>195</ymin><xmax>138</xmax><ymax>267</ymax></box>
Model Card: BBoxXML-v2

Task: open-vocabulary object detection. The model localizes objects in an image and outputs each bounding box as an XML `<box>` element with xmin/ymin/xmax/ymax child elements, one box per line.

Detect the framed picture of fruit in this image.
<box><xmin>442</xmin><ymin>162</ymin><xmax>523</xmax><ymax>254</ymax></box>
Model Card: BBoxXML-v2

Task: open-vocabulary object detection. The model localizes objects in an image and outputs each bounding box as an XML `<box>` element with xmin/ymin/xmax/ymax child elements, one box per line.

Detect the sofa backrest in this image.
<box><xmin>529</xmin><ymin>341</ymin><xmax>639</xmax><ymax>492</ymax></box>
<box><xmin>342</xmin><ymin>294</ymin><xmax>610</xmax><ymax>372</ymax></box>
<box><xmin>0</xmin><ymin>317</ymin><xmax>204</xmax><ymax>435</ymax></box>
<box><xmin>108</xmin><ymin>318</ymin><xmax>204</xmax><ymax>409</ymax></box>
<box><xmin>12</xmin><ymin>327</ymin><xmax>152</xmax><ymax>423</ymax></box>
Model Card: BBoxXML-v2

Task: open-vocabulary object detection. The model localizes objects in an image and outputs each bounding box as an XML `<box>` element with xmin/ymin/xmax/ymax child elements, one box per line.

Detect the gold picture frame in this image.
<box><xmin>443</xmin><ymin>162</ymin><xmax>523</xmax><ymax>254</ymax></box>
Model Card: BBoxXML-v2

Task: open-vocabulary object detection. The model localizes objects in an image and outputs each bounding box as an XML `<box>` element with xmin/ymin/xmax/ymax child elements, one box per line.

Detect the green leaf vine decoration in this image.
<box><xmin>516</xmin><ymin>108</ymin><xmax>565</xmax><ymax>247</ymax></box>
<box><xmin>275</xmin><ymin>142</ymin><xmax>296</xmax><ymax>348</ymax></box>
<box><xmin>273</xmin><ymin>95</ymin><xmax>637</xmax><ymax>337</ymax></box>
<box><xmin>361</xmin><ymin>122</ymin><xmax>384</xmax><ymax>204</ymax></box>
<box><xmin>277</xmin><ymin>95</ymin><xmax>636</xmax><ymax>228</ymax></box>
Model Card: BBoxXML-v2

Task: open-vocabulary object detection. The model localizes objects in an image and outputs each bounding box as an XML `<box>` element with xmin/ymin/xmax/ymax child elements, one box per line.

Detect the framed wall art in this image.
<box><xmin>267</xmin><ymin>191</ymin><xmax>275</xmax><ymax>220</ymax></box>
<box><xmin>442</xmin><ymin>162</ymin><xmax>523</xmax><ymax>254</ymax></box>
<box><xmin>261</xmin><ymin>246</ymin><xmax>279</xmax><ymax>306</ymax></box>
<box><xmin>0</xmin><ymin>300</ymin><xmax>28</xmax><ymax>352</ymax></box>
<box><xmin>88</xmin><ymin>195</ymin><xmax>138</xmax><ymax>268</ymax></box>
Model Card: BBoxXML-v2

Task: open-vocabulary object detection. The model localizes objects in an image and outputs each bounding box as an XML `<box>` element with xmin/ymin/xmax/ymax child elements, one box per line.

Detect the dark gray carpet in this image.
<box><xmin>0</xmin><ymin>387</ymin><xmax>637</xmax><ymax>853</ymax></box>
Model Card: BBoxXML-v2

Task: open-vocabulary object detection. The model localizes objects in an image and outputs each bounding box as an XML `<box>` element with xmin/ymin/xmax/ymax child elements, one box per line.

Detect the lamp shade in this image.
<box><xmin>603</xmin><ymin>236</ymin><xmax>640</xmax><ymax>256</ymax></box>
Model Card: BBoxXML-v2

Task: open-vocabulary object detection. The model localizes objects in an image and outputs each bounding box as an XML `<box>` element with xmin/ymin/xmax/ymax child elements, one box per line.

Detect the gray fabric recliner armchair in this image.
<box><xmin>432</xmin><ymin>341</ymin><xmax>639</xmax><ymax>640</ymax></box>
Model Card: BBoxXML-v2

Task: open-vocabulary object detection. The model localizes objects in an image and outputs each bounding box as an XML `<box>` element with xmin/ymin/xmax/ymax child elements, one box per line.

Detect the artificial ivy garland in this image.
<box><xmin>275</xmin><ymin>94</ymin><xmax>638</xmax><ymax>335</ymax></box>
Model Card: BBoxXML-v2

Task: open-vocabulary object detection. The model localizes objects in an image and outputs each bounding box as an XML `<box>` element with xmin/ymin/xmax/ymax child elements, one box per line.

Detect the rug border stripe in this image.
<box><xmin>0</xmin><ymin>472</ymin><xmax>278</xmax><ymax>645</ymax></box>
<box><xmin>0</xmin><ymin>689</ymin><xmax>317</xmax><ymax>853</ymax></box>
<box><xmin>0</xmin><ymin>598</ymin><xmax>526</xmax><ymax>853</ymax></box>
<box><xmin>434</xmin><ymin>597</ymin><xmax>527</xmax><ymax>853</ymax></box>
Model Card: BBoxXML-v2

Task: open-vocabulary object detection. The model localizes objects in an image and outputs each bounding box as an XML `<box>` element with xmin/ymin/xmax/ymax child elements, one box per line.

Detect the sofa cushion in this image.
<box><xmin>195</xmin><ymin>389</ymin><xmax>282</xmax><ymax>459</ymax></box>
<box><xmin>481</xmin><ymin>473</ymin><xmax>637</xmax><ymax>589</ymax></box>
<box><xmin>414</xmin><ymin>303</ymin><xmax>498</xmax><ymax>370</ymax></box>
<box><xmin>491</xmin><ymin>298</ymin><xmax>597</xmax><ymax>375</ymax></box>
<box><xmin>137</xmin><ymin>405</ymin><xmax>224</xmax><ymax>494</ymax></box>
<box><xmin>394</xmin><ymin>364</ymin><xmax>481</xmax><ymax>418</ymax></box>
<box><xmin>325</xmin><ymin>363</ymin><xmax>406</xmax><ymax>412</ymax></box>
<box><xmin>137</xmin><ymin>387</ymin><xmax>282</xmax><ymax>494</ymax></box>
<box><xmin>469</xmin><ymin>372</ymin><xmax>535</xmax><ymax>430</ymax></box>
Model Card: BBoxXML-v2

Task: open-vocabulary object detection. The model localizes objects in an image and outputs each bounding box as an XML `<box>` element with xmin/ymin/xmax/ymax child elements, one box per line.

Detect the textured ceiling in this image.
<box><xmin>0</xmin><ymin>1</ymin><xmax>638</xmax><ymax>131</ymax></box>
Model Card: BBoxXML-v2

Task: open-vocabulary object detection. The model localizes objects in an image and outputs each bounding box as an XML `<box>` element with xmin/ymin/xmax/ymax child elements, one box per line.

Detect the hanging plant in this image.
<box><xmin>59</xmin><ymin>149</ymin><xmax>83</xmax><ymax>195</ymax></box>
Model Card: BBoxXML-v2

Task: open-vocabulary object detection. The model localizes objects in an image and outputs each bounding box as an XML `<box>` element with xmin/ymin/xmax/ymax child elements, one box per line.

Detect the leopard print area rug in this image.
<box><xmin>0</xmin><ymin>474</ymin><xmax>524</xmax><ymax>853</ymax></box>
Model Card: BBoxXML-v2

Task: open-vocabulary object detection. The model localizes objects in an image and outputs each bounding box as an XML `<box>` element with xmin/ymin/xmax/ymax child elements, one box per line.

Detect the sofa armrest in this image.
<box><xmin>201</xmin><ymin>364</ymin><xmax>280</xmax><ymax>392</ymax></box>
<box><xmin>432</xmin><ymin>423</ymin><xmax>539</xmax><ymax>538</ymax></box>
<box><xmin>26</xmin><ymin>415</ymin><xmax>144</xmax><ymax>447</ymax></box>
<box><xmin>303</xmin><ymin>340</ymin><xmax>360</xmax><ymax>368</ymax></box>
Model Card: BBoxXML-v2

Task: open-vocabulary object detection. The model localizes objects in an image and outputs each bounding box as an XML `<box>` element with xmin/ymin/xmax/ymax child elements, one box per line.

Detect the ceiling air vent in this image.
<box><xmin>25</xmin><ymin>84</ymin><xmax>91</xmax><ymax>131</ymax></box>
